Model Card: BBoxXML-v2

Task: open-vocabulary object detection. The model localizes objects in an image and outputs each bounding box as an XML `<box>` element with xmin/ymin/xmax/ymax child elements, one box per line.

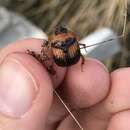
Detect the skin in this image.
<box><xmin>0</xmin><ymin>38</ymin><xmax>130</xmax><ymax>130</ymax></box>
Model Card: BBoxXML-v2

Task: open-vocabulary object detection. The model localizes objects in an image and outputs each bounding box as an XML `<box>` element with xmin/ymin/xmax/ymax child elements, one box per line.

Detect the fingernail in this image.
<box><xmin>0</xmin><ymin>55</ymin><xmax>38</xmax><ymax>118</ymax></box>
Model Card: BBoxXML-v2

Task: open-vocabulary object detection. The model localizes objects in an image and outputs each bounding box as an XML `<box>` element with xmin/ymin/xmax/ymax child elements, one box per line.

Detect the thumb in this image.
<box><xmin>0</xmin><ymin>52</ymin><xmax>53</xmax><ymax>130</ymax></box>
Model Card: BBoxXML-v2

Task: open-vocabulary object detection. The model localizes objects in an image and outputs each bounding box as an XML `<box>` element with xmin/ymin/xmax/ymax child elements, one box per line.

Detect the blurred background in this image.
<box><xmin>0</xmin><ymin>0</ymin><xmax>129</xmax><ymax>71</ymax></box>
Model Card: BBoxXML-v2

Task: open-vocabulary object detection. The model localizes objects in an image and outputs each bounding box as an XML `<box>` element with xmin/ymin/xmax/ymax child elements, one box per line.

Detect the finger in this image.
<box><xmin>104</xmin><ymin>68</ymin><xmax>130</xmax><ymax>113</ymax></box>
<box><xmin>0</xmin><ymin>38</ymin><xmax>66</xmax><ymax>87</ymax></box>
<box><xmin>106</xmin><ymin>68</ymin><xmax>130</xmax><ymax>130</ymax></box>
<box><xmin>107</xmin><ymin>110</ymin><xmax>130</xmax><ymax>130</ymax></box>
<box><xmin>0</xmin><ymin>52</ymin><xmax>53</xmax><ymax>130</ymax></box>
<box><xmin>77</xmin><ymin>67</ymin><xmax>130</xmax><ymax>130</ymax></box>
<box><xmin>59</xmin><ymin>58</ymin><xmax>110</xmax><ymax>108</ymax></box>
<box><xmin>47</xmin><ymin>58</ymin><xmax>110</xmax><ymax>129</ymax></box>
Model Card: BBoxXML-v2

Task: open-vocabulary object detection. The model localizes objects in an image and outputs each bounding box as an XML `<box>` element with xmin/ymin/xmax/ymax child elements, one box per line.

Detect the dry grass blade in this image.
<box><xmin>47</xmin><ymin>0</ymin><xmax>74</xmax><ymax>33</ymax></box>
<box><xmin>54</xmin><ymin>90</ymin><xmax>84</xmax><ymax>130</ymax></box>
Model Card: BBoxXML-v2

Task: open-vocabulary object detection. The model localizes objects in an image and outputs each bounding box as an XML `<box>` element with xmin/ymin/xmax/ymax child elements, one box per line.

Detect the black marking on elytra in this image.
<box><xmin>52</xmin><ymin>37</ymin><xmax>76</xmax><ymax>49</ymax></box>
<box><xmin>53</xmin><ymin>48</ymin><xmax>80</xmax><ymax>66</ymax></box>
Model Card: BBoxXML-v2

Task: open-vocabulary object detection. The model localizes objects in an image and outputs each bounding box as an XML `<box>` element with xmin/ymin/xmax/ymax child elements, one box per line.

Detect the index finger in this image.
<box><xmin>59</xmin><ymin>58</ymin><xmax>110</xmax><ymax>108</ymax></box>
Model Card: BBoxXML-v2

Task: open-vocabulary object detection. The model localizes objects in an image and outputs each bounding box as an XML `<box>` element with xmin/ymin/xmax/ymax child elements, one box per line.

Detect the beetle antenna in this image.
<box><xmin>54</xmin><ymin>90</ymin><xmax>84</xmax><ymax>130</ymax></box>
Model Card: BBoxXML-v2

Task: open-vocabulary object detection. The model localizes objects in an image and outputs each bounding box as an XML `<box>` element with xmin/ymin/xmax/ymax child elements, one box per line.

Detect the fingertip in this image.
<box><xmin>60</xmin><ymin>58</ymin><xmax>110</xmax><ymax>108</ymax></box>
<box><xmin>0</xmin><ymin>52</ymin><xmax>53</xmax><ymax>128</ymax></box>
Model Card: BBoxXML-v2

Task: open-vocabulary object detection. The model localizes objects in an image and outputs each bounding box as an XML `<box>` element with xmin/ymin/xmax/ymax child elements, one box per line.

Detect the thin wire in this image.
<box><xmin>80</xmin><ymin>35</ymin><xmax>123</xmax><ymax>49</ymax></box>
<box><xmin>54</xmin><ymin>90</ymin><xmax>84</xmax><ymax>130</ymax></box>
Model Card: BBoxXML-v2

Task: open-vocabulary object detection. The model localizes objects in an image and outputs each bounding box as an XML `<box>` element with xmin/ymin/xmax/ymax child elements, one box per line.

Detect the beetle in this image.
<box><xmin>27</xmin><ymin>25</ymin><xmax>123</xmax><ymax>74</ymax></box>
<box><xmin>27</xmin><ymin>25</ymin><xmax>87</xmax><ymax>74</ymax></box>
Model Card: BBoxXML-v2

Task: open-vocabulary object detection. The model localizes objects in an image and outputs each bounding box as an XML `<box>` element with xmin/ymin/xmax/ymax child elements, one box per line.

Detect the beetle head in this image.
<box><xmin>54</xmin><ymin>25</ymin><xmax>68</xmax><ymax>35</ymax></box>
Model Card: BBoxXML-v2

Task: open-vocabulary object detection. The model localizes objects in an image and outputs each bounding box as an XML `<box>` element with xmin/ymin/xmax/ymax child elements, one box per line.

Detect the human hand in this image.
<box><xmin>0</xmin><ymin>39</ymin><xmax>129</xmax><ymax>130</ymax></box>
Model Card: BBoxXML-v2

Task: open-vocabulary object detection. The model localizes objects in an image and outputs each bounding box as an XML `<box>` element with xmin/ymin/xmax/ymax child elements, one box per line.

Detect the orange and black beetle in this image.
<box><xmin>27</xmin><ymin>25</ymin><xmax>86</xmax><ymax>74</ymax></box>
<box><xmin>49</xmin><ymin>26</ymin><xmax>85</xmax><ymax>66</ymax></box>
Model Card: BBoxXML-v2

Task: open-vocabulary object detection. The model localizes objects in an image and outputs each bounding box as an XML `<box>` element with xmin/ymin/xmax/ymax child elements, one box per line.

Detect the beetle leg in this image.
<box><xmin>27</xmin><ymin>49</ymin><xmax>36</xmax><ymax>56</ymax></box>
<box><xmin>27</xmin><ymin>49</ymin><xmax>56</xmax><ymax>74</ymax></box>
<box><xmin>80</xmin><ymin>54</ymin><xmax>85</xmax><ymax>72</ymax></box>
<box><xmin>79</xmin><ymin>43</ymin><xmax>88</xmax><ymax>54</ymax></box>
<box><xmin>47</xmin><ymin>64</ymin><xmax>56</xmax><ymax>75</ymax></box>
<box><xmin>41</xmin><ymin>39</ymin><xmax>49</xmax><ymax>47</ymax></box>
<box><xmin>27</xmin><ymin>49</ymin><xmax>51</xmax><ymax>63</ymax></box>
<box><xmin>40</xmin><ymin>53</ymin><xmax>51</xmax><ymax>61</ymax></box>
<box><xmin>41</xmin><ymin>53</ymin><xmax>56</xmax><ymax>75</ymax></box>
<box><xmin>43</xmin><ymin>56</ymin><xmax>56</xmax><ymax>75</ymax></box>
<box><xmin>27</xmin><ymin>49</ymin><xmax>42</xmax><ymax>62</ymax></box>
<box><xmin>36</xmin><ymin>52</ymin><xmax>55</xmax><ymax>74</ymax></box>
